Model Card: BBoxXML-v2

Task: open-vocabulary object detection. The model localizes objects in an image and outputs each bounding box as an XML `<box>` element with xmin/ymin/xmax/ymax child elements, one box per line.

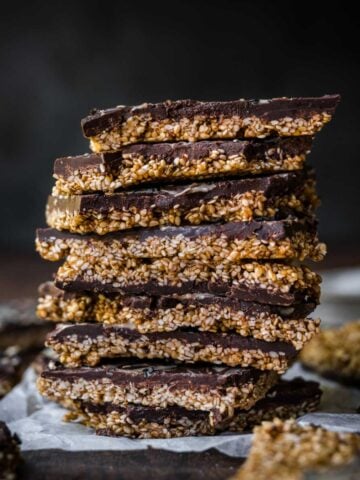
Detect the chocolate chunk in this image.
<box><xmin>55</xmin><ymin>276</ymin><xmax>320</xmax><ymax>307</ymax></box>
<box><xmin>38</xmin><ymin>359</ymin><xmax>279</xmax><ymax>413</ymax></box>
<box><xmin>81</xmin><ymin>96</ymin><xmax>340</xmax><ymax>138</ymax></box>
<box><xmin>38</xmin><ymin>281</ymin><xmax>317</xmax><ymax>318</ymax></box>
<box><xmin>46</xmin><ymin>323</ymin><xmax>298</xmax><ymax>371</ymax></box>
<box><xmin>49</xmin><ymin>170</ymin><xmax>311</xmax><ymax>213</ymax></box>
<box><xmin>37</xmin><ymin>217</ymin><xmax>318</xmax><ymax>247</ymax></box>
<box><xmin>53</xmin><ymin>136</ymin><xmax>313</xmax><ymax>194</ymax></box>
<box><xmin>37</xmin><ymin>216</ymin><xmax>324</xmax><ymax>264</ymax></box>
<box><xmin>46</xmin><ymin>170</ymin><xmax>318</xmax><ymax>235</ymax></box>
<box><xmin>55</xmin><ymin>137</ymin><xmax>313</xmax><ymax>178</ymax></box>
<box><xmin>81</xmin><ymin>377</ymin><xmax>321</xmax><ymax>425</ymax></box>
<box><xmin>41</xmin><ymin>358</ymin><xmax>265</xmax><ymax>387</ymax></box>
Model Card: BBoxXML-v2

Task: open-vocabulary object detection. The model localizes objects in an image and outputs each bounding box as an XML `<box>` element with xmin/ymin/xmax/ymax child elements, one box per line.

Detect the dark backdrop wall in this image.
<box><xmin>1</xmin><ymin>1</ymin><xmax>359</xmax><ymax>254</ymax></box>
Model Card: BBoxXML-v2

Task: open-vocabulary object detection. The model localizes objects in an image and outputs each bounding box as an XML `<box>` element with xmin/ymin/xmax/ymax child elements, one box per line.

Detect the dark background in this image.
<box><xmin>0</xmin><ymin>0</ymin><xmax>359</xmax><ymax>260</ymax></box>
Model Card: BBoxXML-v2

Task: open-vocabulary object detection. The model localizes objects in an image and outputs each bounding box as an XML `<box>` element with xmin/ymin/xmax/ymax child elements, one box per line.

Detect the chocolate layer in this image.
<box><xmin>48</xmin><ymin>170</ymin><xmax>312</xmax><ymax>214</ymax></box>
<box><xmin>56</xmin><ymin>277</ymin><xmax>319</xmax><ymax>307</ymax></box>
<box><xmin>48</xmin><ymin>323</ymin><xmax>297</xmax><ymax>357</ymax></box>
<box><xmin>54</xmin><ymin>136</ymin><xmax>313</xmax><ymax>178</ymax></box>
<box><xmin>81</xmin><ymin>96</ymin><xmax>340</xmax><ymax>137</ymax></box>
<box><xmin>37</xmin><ymin>217</ymin><xmax>318</xmax><ymax>246</ymax></box>
<box><xmin>39</xmin><ymin>281</ymin><xmax>317</xmax><ymax>318</ymax></box>
<box><xmin>40</xmin><ymin>359</ymin><xmax>263</xmax><ymax>388</ymax></box>
<box><xmin>79</xmin><ymin>377</ymin><xmax>321</xmax><ymax>422</ymax></box>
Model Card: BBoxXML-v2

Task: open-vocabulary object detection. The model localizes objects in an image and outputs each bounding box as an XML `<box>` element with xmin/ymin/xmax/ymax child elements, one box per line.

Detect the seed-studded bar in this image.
<box><xmin>37</xmin><ymin>282</ymin><xmax>320</xmax><ymax>350</ymax></box>
<box><xmin>55</xmin><ymin>259</ymin><xmax>321</xmax><ymax>307</ymax></box>
<box><xmin>81</xmin><ymin>96</ymin><xmax>340</xmax><ymax>151</ymax></box>
<box><xmin>52</xmin><ymin>137</ymin><xmax>313</xmax><ymax>195</ymax></box>
<box><xmin>64</xmin><ymin>378</ymin><xmax>321</xmax><ymax>438</ymax></box>
<box><xmin>300</xmin><ymin>320</ymin><xmax>360</xmax><ymax>387</ymax></box>
<box><xmin>37</xmin><ymin>360</ymin><xmax>278</xmax><ymax>415</ymax></box>
<box><xmin>46</xmin><ymin>323</ymin><xmax>299</xmax><ymax>371</ymax></box>
<box><xmin>36</xmin><ymin>218</ymin><xmax>325</xmax><ymax>265</ymax></box>
<box><xmin>46</xmin><ymin>170</ymin><xmax>318</xmax><ymax>235</ymax></box>
<box><xmin>234</xmin><ymin>418</ymin><xmax>360</xmax><ymax>480</ymax></box>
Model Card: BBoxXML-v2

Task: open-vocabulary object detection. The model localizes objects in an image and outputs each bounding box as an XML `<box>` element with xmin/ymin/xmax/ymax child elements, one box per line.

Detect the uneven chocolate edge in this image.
<box><xmin>39</xmin><ymin>281</ymin><xmax>317</xmax><ymax>318</ymax></box>
<box><xmin>55</xmin><ymin>278</ymin><xmax>319</xmax><ymax>307</ymax></box>
<box><xmin>54</xmin><ymin>136</ymin><xmax>313</xmax><ymax>177</ymax></box>
<box><xmin>37</xmin><ymin>217</ymin><xmax>318</xmax><ymax>245</ymax></box>
<box><xmin>40</xmin><ymin>359</ymin><xmax>266</xmax><ymax>387</ymax></box>
<box><xmin>48</xmin><ymin>323</ymin><xmax>298</xmax><ymax>357</ymax></box>
<box><xmin>77</xmin><ymin>378</ymin><xmax>321</xmax><ymax>422</ymax></box>
<box><xmin>48</xmin><ymin>169</ymin><xmax>313</xmax><ymax>214</ymax></box>
<box><xmin>81</xmin><ymin>95</ymin><xmax>340</xmax><ymax>137</ymax></box>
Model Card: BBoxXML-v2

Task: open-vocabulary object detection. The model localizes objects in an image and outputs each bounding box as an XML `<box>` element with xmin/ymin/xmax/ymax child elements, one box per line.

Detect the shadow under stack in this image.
<box><xmin>35</xmin><ymin>96</ymin><xmax>340</xmax><ymax>438</ymax></box>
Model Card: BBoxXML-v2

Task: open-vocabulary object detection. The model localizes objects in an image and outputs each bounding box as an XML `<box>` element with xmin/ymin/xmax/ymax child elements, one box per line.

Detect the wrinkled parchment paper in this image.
<box><xmin>0</xmin><ymin>363</ymin><xmax>359</xmax><ymax>456</ymax></box>
<box><xmin>0</xmin><ymin>268</ymin><xmax>359</xmax><ymax>456</ymax></box>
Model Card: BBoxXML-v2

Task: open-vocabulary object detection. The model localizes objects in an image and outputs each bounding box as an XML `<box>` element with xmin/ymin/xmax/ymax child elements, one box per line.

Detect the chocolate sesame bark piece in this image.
<box><xmin>36</xmin><ymin>217</ymin><xmax>325</xmax><ymax>264</ymax></box>
<box><xmin>0</xmin><ymin>298</ymin><xmax>50</xmax><ymax>350</ymax></box>
<box><xmin>0</xmin><ymin>421</ymin><xmax>21</xmax><ymax>480</ymax></box>
<box><xmin>234</xmin><ymin>418</ymin><xmax>360</xmax><ymax>480</ymax></box>
<box><xmin>37</xmin><ymin>360</ymin><xmax>278</xmax><ymax>415</ymax></box>
<box><xmin>45</xmin><ymin>323</ymin><xmax>298</xmax><ymax>372</ymax></box>
<box><xmin>300</xmin><ymin>319</ymin><xmax>360</xmax><ymax>387</ymax></box>
<box><xmin>46</xmin><ymin>170</ymin><xmax>318</xmax><ymax>235</ymax></box>
<box><xmin>55</xmin><ymin>260</ymin><xmax>321</xmax><ymax>307</ymax></box>
<box><xmin>81</xmin><ymin>95</ymin><xmax>340</xmax><ymax>151</ymax></box>
<box><xmin>37</xmin><ymin>282</ymin><xmax>320</xmax><ymax>350</ymax></box>
<box><xmin>64</xmin><ymin>378</ymin><xmax>321</xmax><ymax>438</ymax></box>
<box><xmin>53</xmin><ymin>136</ymin><xmax>313</xmax><ymax>195</ymax></box>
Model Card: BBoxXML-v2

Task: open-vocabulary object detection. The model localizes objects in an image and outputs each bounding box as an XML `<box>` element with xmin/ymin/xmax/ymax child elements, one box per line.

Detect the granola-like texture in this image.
<box><xmin>63</xmin><ymin>379</ymin><xmax>321</xmax><ymax>438</ymax></box>
<box><xmin>37</xmin><ymin>368</ymin><xmax>278</xmax><ymax>415</ymax></box>
<box><xmin>46</xmin><ymin>324</ymin><xmax>297</xmax><ymax>372</ymax></box>
<box><xmin>300</xmin><ymin>319</ymin><xmax>360</xmax><ymax>384</ymax></box>
<box><xmin>234</xmin><ymin>418</ymin><xmax>360</xmax><ymax>480</ymax></box>
<box><xmin>0</xmin><ymin>421</ymin><xmax>21</xmax><ymax>480</ymax></box>
<box><xmin>86</xmin><ymin>112</ymin><xmax>333</xmax><ymax>152</ymax></box>
<box><xmin>46</xmin><ymin>182</ymin><xmax>318</xmax><ymax>235</ymax></box>
<box><xmin>55</xmin><ymin>259</ymin><xmax>321</xmax><ymax>302</ymax></box>
<box><xmin>37</xmin><ymin>290</ymin><xmax>320</xmax><ymax>350</ymax></box>
<box><xmin>36</xmin><ymin>226</ymin><xmax>326</xmax><ymax>263</ymax></box>
<box><xmin>53</xmin><ymin>139</ymin><xmax>309</xmax><ymax>195</ymax></box>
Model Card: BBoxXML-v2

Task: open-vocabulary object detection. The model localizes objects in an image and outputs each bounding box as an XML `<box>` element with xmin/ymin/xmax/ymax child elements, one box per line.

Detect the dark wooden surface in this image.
<box><xmin>18</xmin><ymin>448</ymin><xmax>244</xmax><ymax>480</ymax></box>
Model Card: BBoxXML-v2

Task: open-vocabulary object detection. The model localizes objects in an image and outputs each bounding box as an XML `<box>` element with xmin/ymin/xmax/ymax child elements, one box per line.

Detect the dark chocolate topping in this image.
<box><xmin>41</xmin><ymin>358</ymin><xmax>266</xmax><ymax>387</ymax></box>
<box><xmin>37</xmin><ymin>217</ymin><xmax>317</xmax><ymax>246</ymax></box>
<box><xmin>47</xmin><ymin>170</ymin><xmax>312</xmax><ymax>214</ymax></box>
<box><xmin>39</xmin><ymin>281</ymin><xmax>317</xmax><ymax>318</ymax></box>
<box><xmin>81</xmin><ymin>96</ymin><xmax>340</xmax><ymax>137</ymax></box>
<box><xmin>54</xmin><ymin>136</ymin><xmax>313</xmax><ymax>178</ymax></box>
<box><xmin>56</xmin><ymin>277</ymin><xmax>319</xmax><ymax>307</ymax></box>
<box><xmin>78</xmin><ymin>377</ymin><xmax>321</xmax><ymax>422</ymax></box>
<box><xmin>48</xmin><ymin>323</ymin><xmax>297</xmax><ymax>357</ymax></box>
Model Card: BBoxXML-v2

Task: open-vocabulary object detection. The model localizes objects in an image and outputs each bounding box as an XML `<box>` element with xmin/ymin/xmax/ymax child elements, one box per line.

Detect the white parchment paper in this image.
<box><xmin>1</xmin><ymin>268</ymin><xmax>359</xmax><ymax>456</ymax></box>
<box><xmin>1</xmin><ymin>363</ymin><xmax>359</xmax><ymax>456</ymax></box>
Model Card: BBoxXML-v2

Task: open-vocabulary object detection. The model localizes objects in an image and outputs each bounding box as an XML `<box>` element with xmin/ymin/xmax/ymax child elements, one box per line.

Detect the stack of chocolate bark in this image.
<box><xmin>36</xmin><ymin>96</ymin><xmax>339</xmax><ymax>438</ymax></box>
